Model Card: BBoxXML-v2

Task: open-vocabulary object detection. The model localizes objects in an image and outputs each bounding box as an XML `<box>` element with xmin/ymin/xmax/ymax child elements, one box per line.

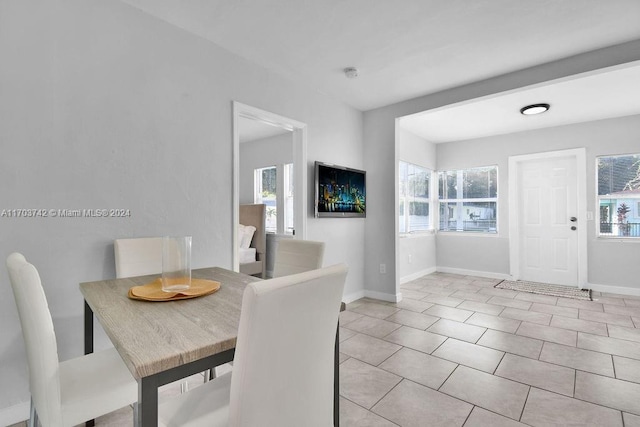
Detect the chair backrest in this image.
<box><xmin>229</xmin><ymin>263</ymin><xmax>347</xmax><ymax>427</ymax></box>
<box><xmin>272</xmin><ymin>239</ymin><xmax>325</xmax><ymax>278</ymax></box>
<box><xmin>7</xmin><ymin>253</ymin><xmax>63</xmax><ymax>427</ymax></box>
<box><xmin>114</xmin><ymin>237</ymin><xmax>162</xmax><ymax>278</ymax></box>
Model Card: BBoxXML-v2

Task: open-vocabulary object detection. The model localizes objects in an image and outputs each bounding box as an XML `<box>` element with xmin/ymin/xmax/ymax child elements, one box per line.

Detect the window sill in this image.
<box><xmin>597</xmin><ymin>236</ymin><xmax>640</xmax><ymax>242</ymax></box>
<box><xmin>399</xmin><ymin>230</ymin><xmax>435</xmax><ymax>238</ymax></box>
<box><xmin>436</xmin><ymin>230</ymin><xmax>500</xmax><ymax>238</ymax></box>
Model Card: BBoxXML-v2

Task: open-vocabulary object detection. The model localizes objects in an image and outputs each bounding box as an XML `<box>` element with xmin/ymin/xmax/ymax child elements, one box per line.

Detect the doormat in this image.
<box><xmin>495</xmin><ymin>280</ymin><xmax>592</xmax><ymax>301</ymax></box>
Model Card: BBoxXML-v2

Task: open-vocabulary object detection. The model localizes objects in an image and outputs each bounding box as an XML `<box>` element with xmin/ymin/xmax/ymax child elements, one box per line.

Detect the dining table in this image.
<box><xmin>80</xmin><ymin>267</ymin><xmax>343</xmax><ymax>427</ymax></box>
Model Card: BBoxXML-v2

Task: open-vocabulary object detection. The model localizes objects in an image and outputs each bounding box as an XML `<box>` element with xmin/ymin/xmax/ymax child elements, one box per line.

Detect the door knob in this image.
<box><xmin>570</xmin><ymin>217</ymin><xmax>577</xmax><ymax>222</ymax></box>
<box><xmin>571</xmin><ymin>226</ymin><xmax>577</xmax><ymax>230</ymax></box>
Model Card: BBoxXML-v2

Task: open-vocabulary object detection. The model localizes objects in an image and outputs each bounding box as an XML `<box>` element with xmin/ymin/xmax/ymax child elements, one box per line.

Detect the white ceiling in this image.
<box><xmin>120</xmin><ymin>0</ymin><xmax>640</xmax><ymax>141</ymax></box>
<box><xmin>400</xmin><ymin>62</ymin><xmax>640</xmax><ymax>143</ymax></box>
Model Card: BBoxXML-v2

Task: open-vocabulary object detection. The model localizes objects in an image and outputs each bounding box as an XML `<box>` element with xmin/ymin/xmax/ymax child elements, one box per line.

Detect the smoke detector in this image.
<box><xmin>344</xmin><ymin>67</ymin><xmax>359</xmax><ymax>79</ymax></box>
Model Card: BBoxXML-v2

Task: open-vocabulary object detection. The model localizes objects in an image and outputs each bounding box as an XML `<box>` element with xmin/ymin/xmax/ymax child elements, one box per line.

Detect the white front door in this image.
<box><xmin>517</xmin><ymin>155</ymin><xmax>578</xmax><ymax>286</ymax></box>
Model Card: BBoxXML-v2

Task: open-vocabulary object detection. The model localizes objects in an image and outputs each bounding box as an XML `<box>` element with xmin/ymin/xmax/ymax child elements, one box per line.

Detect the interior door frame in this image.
<box><xmin>508</xmin><ymin>148</ymin><xmax>588</xmax><ymax>288</ymax></box>
<box><xmin>232</xmin><ymin>101</ymin><xmax>308</xmax><ymax>272</ymax></box>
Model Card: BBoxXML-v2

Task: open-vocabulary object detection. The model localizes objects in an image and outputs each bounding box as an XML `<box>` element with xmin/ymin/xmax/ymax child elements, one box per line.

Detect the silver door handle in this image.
<box><xmin>570</xmin><ymin>217</ymin><xmax>577</xmax><ymax>222</ymax></box>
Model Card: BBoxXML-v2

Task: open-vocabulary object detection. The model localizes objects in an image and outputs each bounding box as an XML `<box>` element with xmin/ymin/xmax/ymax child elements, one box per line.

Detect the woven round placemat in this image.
<box><xmin>128</xmin><ymin>278</ymin><xmax>220</xmax><ymax>302</ymax></box>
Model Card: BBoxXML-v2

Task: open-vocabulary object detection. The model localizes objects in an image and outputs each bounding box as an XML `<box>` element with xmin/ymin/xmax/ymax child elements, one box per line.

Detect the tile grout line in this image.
<box><xmin>436</xmin><ymin>363</ymin><xmax>461</xmax><ymax>392</ymax></box>
<box><xmin>518</xmin><ymin>385</ymin><xmax>533</xmax><ymax>423</ymax></box>
<box><xmin>339</xmin><ymin>394</ymin><xmax>401</xmax><ymax>426</ymax></box>
<box><xmin>349</xmin><ymin>275</ymin><xmax>640</xmax><ymax>424</ymax></box>
<box><xmin>543</xmin><ymin>380</ymin><xmax>633</xmax><ymax>420</ymax></box>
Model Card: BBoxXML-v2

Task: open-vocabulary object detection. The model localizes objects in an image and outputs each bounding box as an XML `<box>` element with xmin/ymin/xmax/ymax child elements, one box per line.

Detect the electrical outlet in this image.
<box><xmin>379</xmin><ymin>263</ymin><xmax>386</xmax><ymax>274</ymax></box>
<box><xmin>408</xmin><ymin>254</ymin><xmax>412</xmax><ymax>264</ymax></box>
<box><xmin>586</xmin><ymin>211</ymin><xmax>594</xmax><ymax>220</ymax></box>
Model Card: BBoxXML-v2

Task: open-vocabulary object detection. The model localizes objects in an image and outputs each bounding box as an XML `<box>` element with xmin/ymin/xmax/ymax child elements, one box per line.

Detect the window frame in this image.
<box><xmin>596</xmin><ymin>153</ymin><xmax>640</xmax><ymax>239</ymax></box>
<box><xmin>254</xmin><ymin>163</ymin><xmax>295</xmax><ymax>235</ymax></box>
<box><xmin>398</xmin><ymin>160</ymin><xmax>433</xmax><ymax>234</ymax></box>
<box><xmin>437</xmin><ymin>165</ymin><xmax>498</xmax><ymax>234</ymax></box>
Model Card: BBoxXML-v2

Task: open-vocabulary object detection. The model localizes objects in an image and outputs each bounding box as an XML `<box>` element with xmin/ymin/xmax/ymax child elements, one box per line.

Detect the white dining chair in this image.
<box><xmin>6</xmin><ymin>253</ymin><xmax>138</xmax><ymax>427</ymax></box>
<box><xmin>212</xmin><ymin>239</ymin><xmax>326</xmax><ymax>379</ymax></box>
<box><xmin>158</xmin><ymin>263</ymin><xmax>348</xmax><ymax>427</ymax></box>
<box><xmin>272</xmin><ymin>238</ymin><xmax>325</xmax><ymax>278</ymax></box>
<box><xmin>114</xmin><ymin>236</ymin><xmax>203</xmax><ymax>391</ymax></box>
<box><xmin>114</xmin><ymin>237</ymin><xmax>163</xmax><ymax>279</ymax></box>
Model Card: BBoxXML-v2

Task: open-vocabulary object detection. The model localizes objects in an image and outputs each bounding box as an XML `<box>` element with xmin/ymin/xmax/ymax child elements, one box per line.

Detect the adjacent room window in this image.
<box><xmin>255</xmin><ymin>166</ymin><xmax>278</xmax><ymax>232</ymax></box>
<box><xmin>254</xmin><ymin>164</ymin><xmax>294</xmax><ymax>234</ymax></box>
<box><xmin>399</xmin><ymin>161</ymin><xmax>431</xmax><ymax>233</ymax></box>
<box><xmin>284</xmin><ymin>163</ymin><xmax>294</xmax><ymax>234</ymax></box>
<box><xmin>438</xmin><ymin>166</ymin><xmax>497</xmax><ymax>233</ymax></box>
<box><xmin>597</xmin><ymin>153</ymin><xmax>640</xmax><ymax>237</ymax></box>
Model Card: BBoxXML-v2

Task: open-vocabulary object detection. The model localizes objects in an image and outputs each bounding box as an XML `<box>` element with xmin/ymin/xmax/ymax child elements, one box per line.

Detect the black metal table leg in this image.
<box><xmin>335</xmin><ymin>301</ymin><xmax>345</xmax><ymax>427</ymax></box>
<box><xmin>84</xmin><ymin>300</ymin><xmax>95</xmax><ymax>427</ymax></box>
<box><xmin>84</xmin><ymin>300</ymin><xmax>94</xmax><ymax>355</ymax></box>
<box><xmin>138</xmin><ymin>376</ymin><xmax>159</xmax><ymax>427</ymax></box>
<box><xmin>334</xmin><ymin>321</ymin><xmax>340</xmax><ymax>427</ymax></box>
<box><xmin>136</xmin><ymin>349</ymin><xmax>236</xmax><ymax>426</ymax></box>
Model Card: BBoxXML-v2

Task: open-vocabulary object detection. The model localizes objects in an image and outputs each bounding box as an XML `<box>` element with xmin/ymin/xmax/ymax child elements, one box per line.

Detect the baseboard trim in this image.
<box><xmin>344</xmin><ymin>289</ymin><xmax>401</xmax><ymax>304</ymax></box>
<box><xmin>436</xmin><ymin>266</ymin><xmax>512</xmax><ymax>281</ymax></box>
<box><xmin>587</xmin><ymin>282</ymin><xmax>640</xmax><ymax>297</ymax></box>
<box><xmin>364</xmin><ymin>289</ymin><xmax>401</xmax><ymax>303</ymax></box>
<box><xmin>400</xmin><ymin>267</ymin><xmax>437</xmax><ymax>284</ymax></box>
<box><xmin>0</xmin><ymin>401</ymin><xmax>29</xmax><ymax>427</ymax></box>
<box><xmin>342</xmin><ymin>290</ymin><xmax>365</xmax><ymax>304</ymax></box>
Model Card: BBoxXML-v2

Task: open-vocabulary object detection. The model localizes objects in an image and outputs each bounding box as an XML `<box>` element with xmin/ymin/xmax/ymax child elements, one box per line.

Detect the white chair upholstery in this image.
<box><xmin>114</xmin><ymin>237</ymin><xmax>202</xmax><ymax>390</ymax></box>
<box><xmin>158</xmin><ymin>263</ymin><xmax>348</xmax><ymax>427</ymax></box>
<box><xmin>114</xmin><ymin>237</ymin><xmax>163</xmax><ymax>278</ymax></box>
<box><xmin>272</xmin><ymin>239</ymin><xmax>325</xmax><ymax>278</ymax></box>
<box><xmin>215</xmin><ymin>238</ymin><xmax>326</xmax><ymax>378</ymax></box>
<box><xmin>6</xmin><ymin>253</ymin><xmax>137</xmax><ymax>427</ymax></box>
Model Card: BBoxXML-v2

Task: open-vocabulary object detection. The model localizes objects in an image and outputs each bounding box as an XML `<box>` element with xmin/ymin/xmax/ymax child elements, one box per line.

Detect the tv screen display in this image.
<box><xmin>315</xmin><ymin>161</ymin><xmax>366</xmax><ymax>218</ymax></box>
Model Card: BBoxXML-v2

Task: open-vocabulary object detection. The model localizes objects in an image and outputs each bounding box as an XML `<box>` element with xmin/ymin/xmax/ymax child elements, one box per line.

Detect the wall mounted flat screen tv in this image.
<box><xmin>315</xmin><ymin>161</ymin><xmax>366</xmax><ymax>218</ymax></box>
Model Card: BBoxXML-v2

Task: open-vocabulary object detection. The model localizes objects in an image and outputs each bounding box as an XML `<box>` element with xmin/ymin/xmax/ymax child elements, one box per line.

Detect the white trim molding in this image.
<box><xmin>341</xmin><ymin>290</ymin><xmax>366</xmax><ymax>304</ymax></box>
<box><xmin>232</xmin><ymin>102</ymin><xmax>308</xmax><ymax>272</ymax></box>
<box><xmin>400</xmin><ymin>267</ymin><xmax>437</xmax><ymax>284</ymax></box>
<box><xmin>588</xmin><ymin>282</ymin><xmax>640</xmax><ymax>298</ymax></box>
<box><xmin>364</xmin><ymin>289</ymin><xmax>402</xmax><ymax>303</ymax></box>
<box><xmin>436</xmin><ymin>266</ymin><xmax>512</xmax><ymax>281</ymax></box>
<box><xmin>342</xmin><ymin>290</ymin><xmax>402</xmax><ymax>304</ymax></box>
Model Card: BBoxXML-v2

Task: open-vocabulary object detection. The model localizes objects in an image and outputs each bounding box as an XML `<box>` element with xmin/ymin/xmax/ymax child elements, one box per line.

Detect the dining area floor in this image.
<box><xmin>10</xmin><ymin>271</ymin><xmax>640</xmax><ymax>426</ymax></box>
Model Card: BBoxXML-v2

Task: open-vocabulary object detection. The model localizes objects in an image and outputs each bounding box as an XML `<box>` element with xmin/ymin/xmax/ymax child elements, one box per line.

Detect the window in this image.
<box><xmin>399</xmin><ymin>161</ymin><xmax>431</xmax><ymax>233</ymax></box>
<box><xmin>284</xmin><ymin>163</ymin><xmax>294</xmax><ymax>234</ymax></box>
<box><xmin>438</xmin><ymin>166</ymin><xmax>497</xmax><ymax>233</ymax></box>
<box><xmin>597</xmin><ymin>154</ymin><xmax>640</xmax><ymax>237</ymax></box>
<box><xmin>255</xmin><ymin>166</ymin><xmax>278</xmax><ymax>232</ymax></box>
<box><xmin>254</xmin><ymin>164</ymin><xmax>294</xmax><ymax>234</ymax></box>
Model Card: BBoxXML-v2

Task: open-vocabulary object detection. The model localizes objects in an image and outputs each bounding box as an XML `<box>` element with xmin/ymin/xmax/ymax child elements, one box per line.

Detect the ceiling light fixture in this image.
<box><xmin>344</xmin><ymin>67</ymin><xmax>359</xmax><ymax>79</ymax></box>
<box><xmin>520</xmin><ymin>103</ymin><xmax>550</xmax><ymax>115</ymax></box>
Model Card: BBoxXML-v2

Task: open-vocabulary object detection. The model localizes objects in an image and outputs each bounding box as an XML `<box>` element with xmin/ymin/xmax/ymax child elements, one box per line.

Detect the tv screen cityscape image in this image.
<box><xmin>316</xmin><ymin>162</ymin><xmax>366</xmax><ymax>217</ymax></box>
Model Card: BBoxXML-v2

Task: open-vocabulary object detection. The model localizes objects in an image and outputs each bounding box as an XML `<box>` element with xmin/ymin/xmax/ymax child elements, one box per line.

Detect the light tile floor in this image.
<box><xmin>10</xmin><ymin>272</ymin><xmax>640</xmax><ymax>426</ymax></box>
<box><xmin>339</xmin><ymin>272</ymin><xmax>640</xmax><ymax>426</ymax></box>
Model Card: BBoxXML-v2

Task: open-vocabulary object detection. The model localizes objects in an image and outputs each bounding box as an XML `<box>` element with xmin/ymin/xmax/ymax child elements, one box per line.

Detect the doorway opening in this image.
<box><xmin>232</xmin><ymin>102</ymin><xmax>308</xmax><ymax>273</ymax></box>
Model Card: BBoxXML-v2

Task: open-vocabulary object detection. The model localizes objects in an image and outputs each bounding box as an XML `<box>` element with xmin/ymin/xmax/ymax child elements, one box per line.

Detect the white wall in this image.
<box><xmin>436</xmin><ymin>114</ymin><xmax>640</xmax><ymax>288</ymax></box>
<box><xmin>0</xmin><ymin>0</ymin><xmax>363</xmax><ymax>421</ymax></box>
<box><xmin>239</xmin><ymin>133</ymin><xmax>293</xmax><ymax>204</ymax></box>
<box><xmin>397</xmin><ymin>129</ymin><xmax>437</xmax><ymax>282</ymax></box>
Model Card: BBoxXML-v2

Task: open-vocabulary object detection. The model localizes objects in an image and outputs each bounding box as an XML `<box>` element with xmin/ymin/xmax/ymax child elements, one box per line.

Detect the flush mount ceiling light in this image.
<box><xmin>344</xmin><ymin>67</ymin><xmax>359</xmax><ymax>79</ymax></box>
<box><xmin>520</xmin><ymin>103</ymin><xmax>550</xmax><ymax>115</ymax></box>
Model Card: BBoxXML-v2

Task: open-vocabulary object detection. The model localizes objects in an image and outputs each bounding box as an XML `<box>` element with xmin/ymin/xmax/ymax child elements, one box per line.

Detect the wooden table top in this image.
<box><xmin>80</xmin><ymin>267</ymin><xmax>260</xmax><ymax>379</ymax></box>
